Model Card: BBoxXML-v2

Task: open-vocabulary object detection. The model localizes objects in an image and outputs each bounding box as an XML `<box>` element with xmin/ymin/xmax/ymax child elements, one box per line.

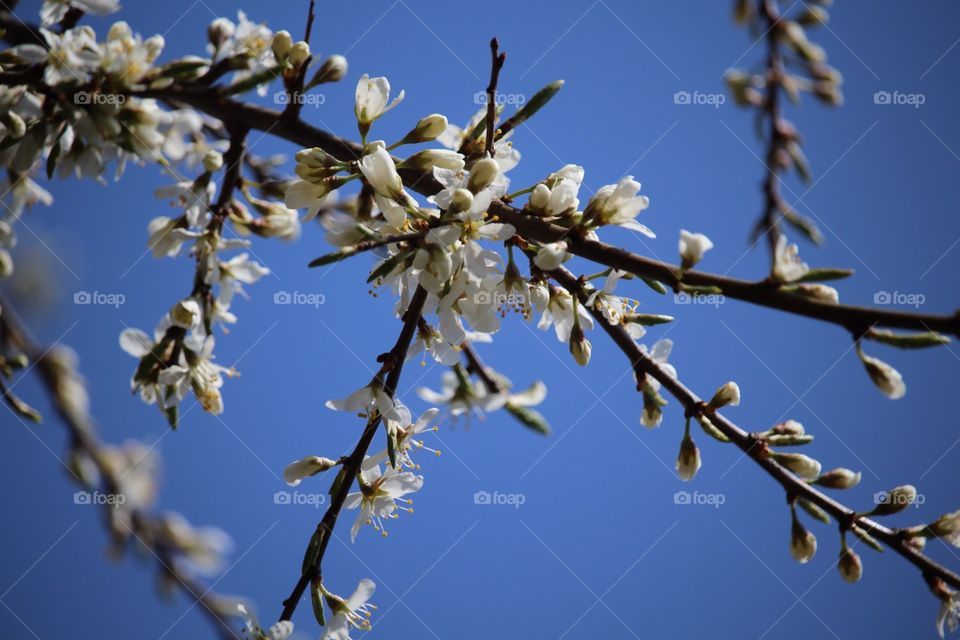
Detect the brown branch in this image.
<box><xmin>484</xmin><ymin>37</ymin><xmax>506</xmax><ymax>158</ymax></box>
<box><xmin>278</xmin><ymin>285</ymin><xmax>428</xmax><ymax>622</ymax></box>
<box><xmin>0</xmin><ymin>298</ymin><xmax>242</xmax><ymax>639</ymax></box>
<box><xmin>461</xmin><ymin>340</ymin><xmax>503</xmax><ymax>394</ymax></box>
<box><xmin>547</xmin><ymin>265</ymin><xmax>960</xmax><ymax>591</ymax></box>
<box><xmin>755</xmin><ymin>0</ymin><xmax>786</xmax><ymax>259</ymax></box>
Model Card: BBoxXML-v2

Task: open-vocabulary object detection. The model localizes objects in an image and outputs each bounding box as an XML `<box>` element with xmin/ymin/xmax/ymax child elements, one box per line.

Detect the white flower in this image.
<box><xmin>537</xmin><ymin>287</ymin><xmax>594</xmax><ymax>343</ymax></box>
<box><xmin>585</xmin><ymin>270</ymin><xmax>630</xmax><ymax>325</ymax></box>
<box><xmin>355</xmin><ymin>74</ymin><xmax>404</xmax><ymax>126</ymax></box>
<box><xmin>359</xmin><ymin>146</ymin><xmax>404</xmax><ymax>200</ymax></box>
<box><xmin>158</xmin><ymin>335</ymin><xmax>232</xmax><ymax>415</ymax></box>
<box><xmin>41</xmin><ymin>27</ymin><xmax>101</xmax><ymax>86</ymax></box>
<box><xmin>772</xmin><ymin>235</ymin><xmax>809</xmax><ymax>283</ymax></box>
<box><xmin>325</xmin><ymin>382</ymin><xmax>401</xmax><ymax>422</ymax></box>
<box><xmin>344</xmin><ymin>458</ymin><xmax>422</xmax><ymax>540</ymax></box>
<box><xmin>417</xmin><ymin>370</ymin><xmax>508</xmax><ymax>421</ymax></box>
<box><xmin>284</xmin><ymin>179</ymin><xmax>336</xmax><ymax>221</ymax></box>
<box><xmin>858</xmin><ymin>348</ymin><xmax>906</xmax><ymax>399</ymax></box>
<box><xmin>584</xmin><ymin>176</ymin><xmax>653</xmax><ymax>236</ymax></box>
<box><xmin>237</xmin><ymin>603</ymin><xmax>294</xmax><ymax>640</ymax></box>
<box><xmin>169</xmin><ymin>298</ymin><xmax>201</xmax><ymax>330</ymax></box>
<box><xmin>321</xmin><ymin>579</ymin><xmax>376</xmax><ymax>640</ymax></box>
<box><xmin>41</xmin><ymin>0</ymin><xmax>120</xmax><ymax>27</ymax></box>
<box><xmin>679</xmin><ymin>229</ymin><xmax>713</xmax><ymax>268</ymax></box>
<box><xmin>936</xmin><ymin>591</ymin><xmax>960</xmax><ymax>639</ymax></box>
<box><xmin>283</xmin><ymin>456</ymin><xmax>338</xmax><ymax>486</ymax></box>
<box><xmin>533</xmin><ymin>241</ymin><xmax>568</xmax><ymax>271</ymax></box>
<box><xmin>374</xmin><ymin>406</ymin><xmax>440</xmax><ymax>469</ymax></box>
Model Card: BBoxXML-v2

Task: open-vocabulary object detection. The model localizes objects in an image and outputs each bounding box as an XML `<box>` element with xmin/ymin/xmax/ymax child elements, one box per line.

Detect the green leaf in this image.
<box><xmin>782</xmin><ymin>208</ymin><xmax>824</xmax><ymax>245</ymax></box>
<box><xmin>328</xmin><ymin>466</ymin><xmax>347</xmax><ymax>497</ymax></box>
<box><xmin>765</xmin><ymin>434</ymin><xmax>815</xmax><ymax>446</ymax></box>
<box><xmin>309</xmin><ymin>248</ymin><xmax>356</xmax><ymax>268</ymax></box>
<box><xmin>311</xmin><ymin>577</ymin><xmax>326</xmax><ymax>627</ymax></box>
<box><xmin>641</xmin><ymin>277</ymin><xmax>668</xmax><ymax>295</ymax></box>
<box><xmin>366</xmin><ymin>250</ymin><xmax>412</xmax><ymax>283</ymax></box>
<box><xmin>301</xmin><ymin>530</ymin><xmax>321</xmax><ymax>576</ymax></box>
<box><xmin>851</xmin><ymin>525</ymin><xmax>884</xmax><ymax>553</ymax></box>
<box><xmin>797</xmin><ymin>497</ymin><xmax>831</xmax><ymax>524</ymax></box>
<box><xmin>497</xmin><ymin>80</ymin><xmax>564</xmax><ymax>138</ymax></box>
<box><xmin>795</xmin><ymin>268</ymin><xmax>854</xmax><ymax>283</ymax></box>
<box><xmin>866</xmin><ymin>329</ymin><xmax>950</xmax><ymax>349</ymax></box>
<box><xmin>625</xmin><ymin>313</ymin><xmax>674</xmax><ymax>326</ymax></box>
<box><xmin>505</xmin><ymin>403</ymin><xmax>551</xmax><ymax>436</ymax></box>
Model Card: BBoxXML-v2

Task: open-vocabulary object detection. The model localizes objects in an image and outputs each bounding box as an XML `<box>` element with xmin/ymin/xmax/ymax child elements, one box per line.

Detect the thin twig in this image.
<box><xmin>548</xmin><ymin>265</ymin><xmax>960</xmax><ymax>591</ymax></box>
<box><xmin>278</xmin><ymin>286</ymin><xmax>428</xmax><ymax>622</ymax></box>
<box><xmin>484</xmin><ymin>37</ymin><xmax>507</xmax><ymax>158</ymax></box>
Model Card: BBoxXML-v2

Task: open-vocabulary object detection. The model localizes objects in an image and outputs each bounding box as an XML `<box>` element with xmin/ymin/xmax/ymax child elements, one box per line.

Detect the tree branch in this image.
<box><xmin>278</xmin><ymin>285</ymin><xmax>428</xmax><ymax>622</ymax></box>
<box><xmin>547</xmin><ymin>265</ymin><xmax>960</xmax><ymax>590</ymax></box>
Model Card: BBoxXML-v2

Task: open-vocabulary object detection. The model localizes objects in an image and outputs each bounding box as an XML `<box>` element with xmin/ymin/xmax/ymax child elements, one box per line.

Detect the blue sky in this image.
<box><xmin>3</xmin><ymin>1</ymin><xmax>960</xmax><ymax>638</ymax></box>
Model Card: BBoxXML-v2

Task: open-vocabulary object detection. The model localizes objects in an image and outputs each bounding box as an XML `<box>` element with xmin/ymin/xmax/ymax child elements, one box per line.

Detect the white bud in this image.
<box><xmin>449</xmin><ymin>188</ymin><xmax>474</xmax><ymax>214</ymax></box>
<box><xmin>407</xmin><ymin>114</ymin><xmax>447</xmax><ymax>143</ymax></box>
<box><xmin>271</xmin><ymin>30</ymin><xmax>293</xmax><ymax>60</ymax></box>
<box><xmin>676</xmin><ymin>435</ymin><xmax>701</xmax><ymax>481</ymax></box>
<box><xmin>169</xmin><ymin>298</ymin><xmax>201</xmax><ymax>329</ymax></box>
<box><xmin>858</xmin><ymin>349</ymin><xmax>906</xmax><ymax>399</ymax></box>
<box><xmin>872</xmin><ymin>484</ymin><xmax>917</xmax><ymax>516</ymax></box>
<box><xmin>678</xmin><ymin>229</ymin><xmax>714</xmax><ymax>269</ymax></box>
<box><xmin>202</xmin><ymin>150</ymin><xmax>223</xmax><ymax>173</ymax></box>
<box><xmin>790</xmin><ymin>518</ymin><xmax>817</xmax><ymax>564</ymax></box>
<box><xmin>288</xmin><ymin>41</ymin><xmax>311</xmax><ymax>67</ymax></box>
<box><xmin>207</xmin><ymin>18</ymin><xmax>234</xmax><ymax>48</ymax></box>
<box><xmin>312</xmin><ymin>54</ymin><xmax>348</xmax><ymax>84</ymax></box>
<box><xmin>569</xmin><ymin>327</ymin><xmax>591</xmax><ymax>366</ymax></box>
<box><xmin>838</xmin><ymin>547</ymin><xmax>862</xmax><ymax>582</ymax></box>
<box><xmin>814</xmin><ymin>467</ymin><xmax>861</xmax><ymax>489</ymax></box>
<box><xmin>0</xmin><ymin>249</ymin><xmax>13</xmax><ymax>279</ymax></box>
<box><xmin>533</xmin><ymin>241</ymin><xmax>568</xmax><ymax>271</ymax></box>
<box><xmin>283</xmin><ymin>456</ymin><xmax>338</xmax><ymax>487</ymax></box>
<box><xmin>709</xmin><ymin>381</ymin><xmax>740</xmax><ymax>408</ymax></box>
<box><xmin>773</xmin><ymin>452</ymin><xmax>821</xmax><ymax>479</ymax></box>
<box><xmin>467</xmin><ymin>157</ymin><xmax>499</xmax><ymax>193</ymax></box>
<box><xmin>529</xmin><ymin>184</ymin><xmax>551</xmax><ymax>211</ymax></box>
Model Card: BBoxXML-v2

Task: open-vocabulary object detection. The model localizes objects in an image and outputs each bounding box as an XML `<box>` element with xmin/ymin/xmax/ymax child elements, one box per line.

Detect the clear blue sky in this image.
<box><xmin>3</xmin><ymin>1</ymin><xmax>960</xmax><ymax>638</ymax></box>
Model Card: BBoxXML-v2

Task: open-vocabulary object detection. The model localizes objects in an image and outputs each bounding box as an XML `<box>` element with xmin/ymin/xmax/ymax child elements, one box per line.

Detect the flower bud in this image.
<box><xmin>467</xmin><ymin>157</ymin><xmax>499</xmax><ymax>193</ymax></box>
<box><xmin>529</xmin><ymin>184</ymin><xmax>551</xmax><ymax>211</ymax></box>
<box><xmin>283</xmin><ymin>456</ymin><xmax>338</xmax><ymax>487</ymax></box>
<box><xmin>772</xmin><ymin>452</ymin><xmax>821</xmax><ymax>479</ymax></box>
<box><xmin>790</xmin><ymin>517</ymin><xmax>817</xmax><ymax>563</ymax></box>
<box><xmin>814</xmin><ymin>467</ymin><xmax>862</xmax><ymax>490</ymax></box>
<box><xmin>838</xmin><ymin>547</ymin><xmax>862</xmax><ymax>583</ymax></box>
<box><xmin>207</xmin><ymin>18</ymin><xmax>234</xmax><ymax>49</ymax></box>
<box><xmin>401</xmin><ymin>149</ymin><xmax>465</xmax><ymax>173</ymax></box>
<box><xmin>169</xmin><ymin>298</ymin><xmax>201</xmax><ymax>329</ymax></box>
<box><xmin>288</xmin><ymin>41</ymin><xmax>311</xmax><ymax>67</ymax></box>
<box><xmin>569</xmin><ymin>326</ymin><xmax>591</xmax><ymax>366</ymax></box>
<box><xmin>448</xmin><ymin>188</ymin><xmax>474</xmax><ymax>215</ymax></box>
<box><xmin>928</xmin><ymin>510</ymin><xmax>960</xmax><ymax>542</ymax></box>
<box><xmin>708</xmin><ymin>381</ymin><xmax>740</xmax><ymax>409</ymax></box>
<box><xmin>108</xmin><ymin>21</ymin><xmax>132</xmax><ymax>42</ymax></box>
<box><xmin>0</xmin><ymin>249</ymin><xmax>13</xmax><ymax>279</ymax></box>
<box><xmin>202</xmin><ymin>150</ymin><xmax>223</xmax><ymax>172</ymax></box>
<box><xmin>411</xmin><ymin>114</ymin><xmax>447</xmax><ymax>142</ymax></box>
<box><xmin>858</xmin><ymin>348</ymin><xmax>906</xmax><ymax>399</ymax></box>
<box><xmin>678</xmin><ymin>229</ymin><xmax>714</xmax><ymax>269</ymax></box>
<box><xmin>2</xmin><ymin>112</ymin><xmax>26</xmax><ymax>139</ymax></box>
<box><xmin>676</xmin><ymin>435</ymin><xmax>701</xmax><ymax>481</ymax></box>
<box><xmin>271</xmin><ymin>30</ymin><xmax>293</xmax><ymax>60</ymax></box>
<box><xmin>311</xmin><ymin>54</ymin><xmax>348</xmax><ymax>85</ymax></box>
<box><xmin>792</xmin><ymin>283</ymin><xmax>839</xmax><ymax>305</ymax></box>
<box><xmin>871</xmin><ymin>484</ymin><xmax>917</xmax><ymax>516</ymax></box>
